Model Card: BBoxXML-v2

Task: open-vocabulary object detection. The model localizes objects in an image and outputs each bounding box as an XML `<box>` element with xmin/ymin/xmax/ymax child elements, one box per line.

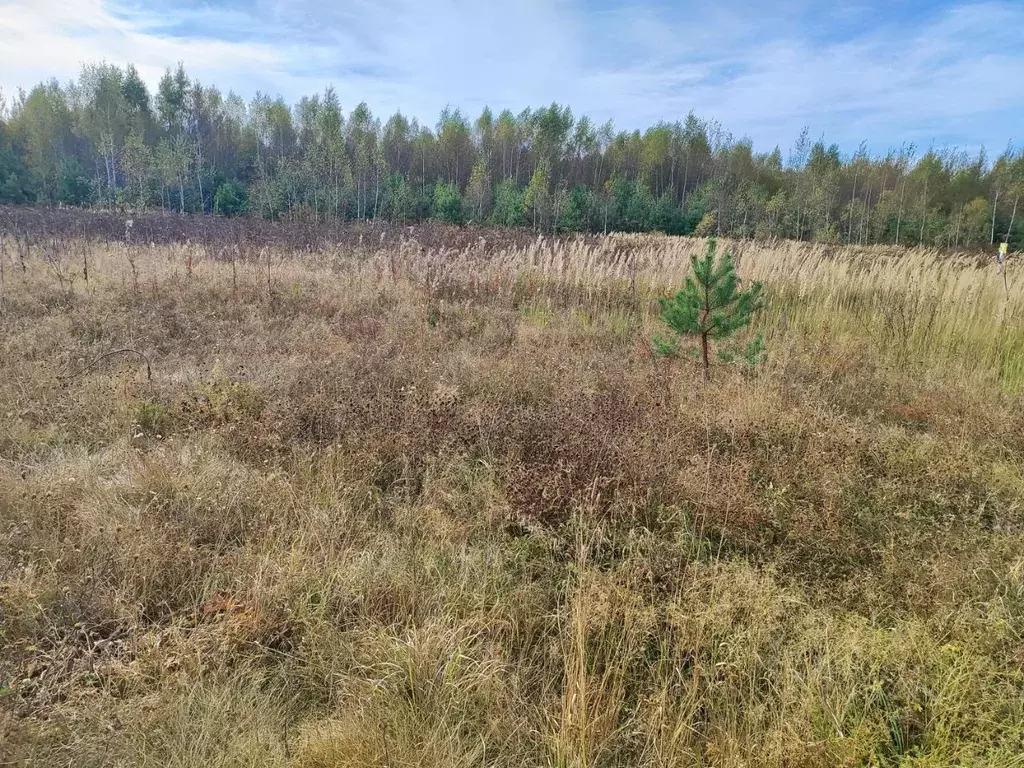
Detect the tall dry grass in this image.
<box><xmin>1</xmin><ymin>232</ymin><xmax>1023</xmax><ymax>767</ymax></box>
<box><xmin>356</xmin><ymin>233</ymin><xmax>1024</xmax><ymax>386</ymax></box>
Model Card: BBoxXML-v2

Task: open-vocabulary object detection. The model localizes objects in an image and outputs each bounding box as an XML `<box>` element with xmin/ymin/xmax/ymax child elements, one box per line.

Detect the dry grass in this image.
<box><xmin>1</xmin><ymin>231</ymin><xmax>1023</xmax><ymax>767</ymax></box>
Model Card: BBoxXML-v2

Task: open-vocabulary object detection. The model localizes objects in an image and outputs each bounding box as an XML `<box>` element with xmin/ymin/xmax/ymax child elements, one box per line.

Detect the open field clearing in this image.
<box><xmin>2</xmin><ymin>225</ymin><xmax>1024</xmax><ymax>766</ymax></box>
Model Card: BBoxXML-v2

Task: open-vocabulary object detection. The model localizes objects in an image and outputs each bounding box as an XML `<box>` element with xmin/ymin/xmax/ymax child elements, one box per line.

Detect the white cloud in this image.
<box><xmin>0</xmin><ymin>0</ymin><xmax>289</xmax><ymax>92</ymax></box>
<box><xmin>0</xmin><ymin>0</ymin><xmax>1019</xmax><ymax>153</ymax></box>
<box><xmin>575</xmin><ymin>0</ymin><xmax>1024</xmax><ymax>151</ymax></box>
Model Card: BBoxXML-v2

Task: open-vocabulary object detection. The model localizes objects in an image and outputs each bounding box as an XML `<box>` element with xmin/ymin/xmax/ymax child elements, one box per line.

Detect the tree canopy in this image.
<box><xmin>1</xmin><ymin>62</ymin><xmax>1022</xmax><ymax>250</ymax></box>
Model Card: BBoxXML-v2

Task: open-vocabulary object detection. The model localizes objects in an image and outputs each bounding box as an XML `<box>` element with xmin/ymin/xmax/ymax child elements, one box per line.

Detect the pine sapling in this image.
<box><xmin>718</xmin><ymin>330</ymin><xmax>768</xmax><ymax>375</ymax></box>
<box><xmin>655</xmin><ymin>238</ymin><xmax>764</xmax><ymax>382</ymax></box>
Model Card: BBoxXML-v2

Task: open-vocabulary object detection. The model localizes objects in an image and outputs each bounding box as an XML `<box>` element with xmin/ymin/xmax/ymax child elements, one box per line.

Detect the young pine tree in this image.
<box><xmin>656</xmin><ymin>238</ymin><xmax>764</xmax><ymax>381</ymax></box>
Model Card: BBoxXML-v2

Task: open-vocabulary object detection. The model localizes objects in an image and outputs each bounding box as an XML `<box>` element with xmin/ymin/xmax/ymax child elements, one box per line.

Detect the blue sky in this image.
<box><xmin>1</xmin><ymin>0</ymin><xmax>1021</xmax><ymax>156</ymax></box>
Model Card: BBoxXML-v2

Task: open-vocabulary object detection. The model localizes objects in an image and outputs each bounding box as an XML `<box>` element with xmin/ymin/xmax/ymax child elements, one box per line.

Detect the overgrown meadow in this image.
<box><xmin>1</xmin><ymin>218</ymin><xmax>1023</xmax><ymax>766</ymax></box>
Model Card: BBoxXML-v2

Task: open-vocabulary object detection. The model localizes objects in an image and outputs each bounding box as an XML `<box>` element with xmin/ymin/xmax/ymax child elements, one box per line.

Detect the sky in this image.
<box><xmin>1</xmin><ymin>0</ymin><xmax>1022</xmax><ymax>156</ymax></box>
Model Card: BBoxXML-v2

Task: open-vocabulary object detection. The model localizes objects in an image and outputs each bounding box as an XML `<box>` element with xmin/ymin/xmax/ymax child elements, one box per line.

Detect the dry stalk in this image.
<box><xmin>58</xmin><ymin>347</ymin><xmax>153</xmax><ymax>383</ymax></box>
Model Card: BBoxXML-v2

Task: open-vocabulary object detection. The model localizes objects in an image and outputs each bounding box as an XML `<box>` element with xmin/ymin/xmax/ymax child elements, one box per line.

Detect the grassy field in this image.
<box><xmin>1</xmin><ymin>229</ymin><xmax>1023</xmax><ymax>766</ymax></box>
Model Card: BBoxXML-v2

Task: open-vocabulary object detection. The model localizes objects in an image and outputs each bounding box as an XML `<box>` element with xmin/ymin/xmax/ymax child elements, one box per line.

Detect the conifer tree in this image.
<box><xmin>432</xmin><ymin>181</ymin><xmax>464</xmax><ymax>225</ymax></box>
<box><xmin>656</xmin><ymin>238</ymin><xmax>764</xmax><ymax>381</ymax></box>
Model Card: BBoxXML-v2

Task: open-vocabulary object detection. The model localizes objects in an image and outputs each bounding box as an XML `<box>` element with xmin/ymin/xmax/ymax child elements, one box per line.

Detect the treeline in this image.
<box><xmin>1</xmin><ymin>61</ymin><xmax>1022</xmax><ymax>249</ymax></box>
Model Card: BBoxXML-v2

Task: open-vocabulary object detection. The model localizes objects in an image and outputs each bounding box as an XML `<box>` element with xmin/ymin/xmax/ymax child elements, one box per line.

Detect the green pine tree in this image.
<box><xmin>492</xmin><ymin>178</ymin><xmax>526</xmax><ymax>227</ymax></box>
<box><xmin>656</xmin><ymin>238</ymin><xmax>764</xmax><ymax>381</ymax></box>
<box><xmin>213</xmin><ymin>180</ymin><xmax>247</xmax><ymax>216</ymax></box>
<box><xmin>432</xmin><ymin>181</ymin><xmax>464</xmax><ymax>225</ymax></box>
<box><xmin>557</xmin><ymin>185</ymin><xmax>590</xmax><ymax>232</ymax></box>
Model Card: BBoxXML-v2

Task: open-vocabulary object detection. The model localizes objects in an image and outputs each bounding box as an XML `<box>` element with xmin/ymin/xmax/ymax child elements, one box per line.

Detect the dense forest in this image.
<box><xmin>1</xmin><ymin>61</ymin><xmax>1022</xmax><ymax>248</ymax></box>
